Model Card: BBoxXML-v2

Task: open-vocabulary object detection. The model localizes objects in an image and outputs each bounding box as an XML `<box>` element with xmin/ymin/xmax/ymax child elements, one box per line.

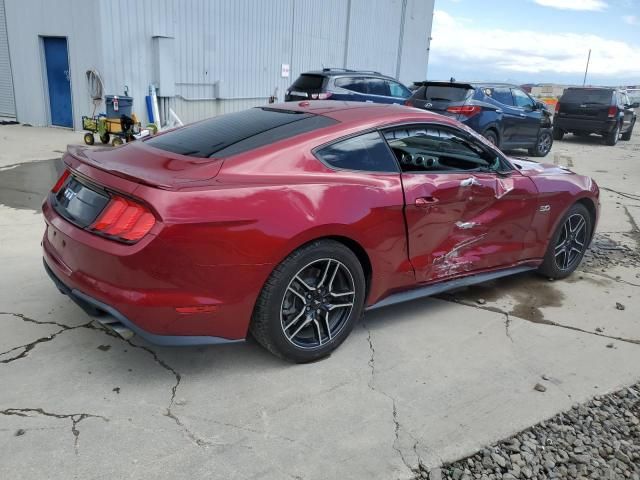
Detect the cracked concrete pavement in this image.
<box><xmin>1</xmin><ymin>124</ymin><xmax>639</xmax><ymax>479</ymax></box>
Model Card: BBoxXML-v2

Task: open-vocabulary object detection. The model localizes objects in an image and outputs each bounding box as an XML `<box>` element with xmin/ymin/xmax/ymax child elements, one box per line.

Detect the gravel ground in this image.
<box><xmin>422</xmin><ymin>382</ymin><xmax>640</xmax><ymax>480</ymax></box>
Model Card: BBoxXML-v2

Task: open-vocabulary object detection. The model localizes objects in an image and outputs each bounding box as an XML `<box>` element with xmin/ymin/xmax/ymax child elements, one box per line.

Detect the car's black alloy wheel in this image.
<box><xmin>251</xmin><ymin>240</ymin><xmax>365</xmax><ymax>363</ymax></box>
<box><xmin>281</xmin><ymin>258</ymin><xmax>355</xmax><ymax>349</ymax></box>
<box><xmin>553</xmin><ymin>213</ymin><xmax>588</xmax><ymax>271</ymax></box>
<box><xmin>538</xmin><ymin>203</ymin><xmax>591</xmax><ymax>279</ymax></box>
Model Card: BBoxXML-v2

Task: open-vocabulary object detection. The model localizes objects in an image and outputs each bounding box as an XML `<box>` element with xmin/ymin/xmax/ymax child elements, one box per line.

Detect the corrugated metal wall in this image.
<box><xmin>0</xmin><ymin>0</ymin><xmax>16</xmax><ymax>118</ymax></box>
<box><xmin>4</xmin><ymin>0</ymin><xmax>102</xmax><ymax>129</ymax></box>
<box><xmin>5</xmin><ymin>0</ymin><xmax>432</xmax><ymax>128</ymax></box>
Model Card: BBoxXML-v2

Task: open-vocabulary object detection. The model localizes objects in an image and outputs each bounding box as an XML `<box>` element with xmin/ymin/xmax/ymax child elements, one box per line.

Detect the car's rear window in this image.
<box><xmin>561</xmin><ymin>89</ymin><xmax>612</xmax><ymax>105</ymax></box>
<box><xmin>146</xmin><ymin>107</ymin><xmax>338</xmax><ymax>158</ymax></box>
<box><xmin>417</xmin><ymin>85</ymin><xmax>473</xmax><ymax>102</ymax></box>
<box><xmin>290</xmin><ymin>74</ymin><xmax>325</xmax><ymax>91</ymax></box>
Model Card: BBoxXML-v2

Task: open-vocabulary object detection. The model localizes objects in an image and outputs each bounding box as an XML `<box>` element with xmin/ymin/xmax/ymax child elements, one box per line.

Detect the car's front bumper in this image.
<box><xmin>44</xmin><ymin>258</ymin><xmax>243</xmax><ymax>346</ymax></box>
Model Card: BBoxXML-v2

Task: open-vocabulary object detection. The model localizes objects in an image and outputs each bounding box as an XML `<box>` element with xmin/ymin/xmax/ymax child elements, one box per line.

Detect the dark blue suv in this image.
<box><xmin>406</xmin><ymin>81</ymin><xmax>554</xmax><ymax>157</ymax></box>
<box><xmin>285</xmin><ymin>68</ymin><xmax>412</xmax><ymax>105</ymax></box>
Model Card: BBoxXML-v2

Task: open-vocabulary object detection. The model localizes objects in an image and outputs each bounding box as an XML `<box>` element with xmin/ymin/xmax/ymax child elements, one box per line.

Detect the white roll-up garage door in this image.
<box><xmin>0</xmin><ymin>0</ymin><xmax>16</xmax><ymax>118</ymax></box>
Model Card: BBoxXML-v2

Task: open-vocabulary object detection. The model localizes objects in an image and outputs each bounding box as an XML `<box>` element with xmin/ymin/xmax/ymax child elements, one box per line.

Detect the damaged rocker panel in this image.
<box><xmin>367</xmin><ymin>265</ymin><xmax>535</xmax><ymax>311</ymax></box>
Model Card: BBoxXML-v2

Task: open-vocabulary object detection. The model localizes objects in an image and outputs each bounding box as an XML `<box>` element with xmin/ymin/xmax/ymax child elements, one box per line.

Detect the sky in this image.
<box><xmin>428</xmin><ymin>0</ymin><xmax>640</xmax><ymax>86</ymax></box>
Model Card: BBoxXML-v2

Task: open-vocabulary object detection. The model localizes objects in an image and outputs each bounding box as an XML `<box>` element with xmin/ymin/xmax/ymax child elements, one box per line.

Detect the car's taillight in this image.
<box><xmin>51</xmin><ymin>170</ymin><xmax>71</xmax><ymax>193</ymax></box>
<box><xmin>607</xmin><ymin>106</ymin><xmax>618</xmax><ymax>118</ymax></box>
<box><xmin>446</xmin><ymin>105</ymin><xmax>482</xmax><ymax>117</ymax></box>
<box><xmin>91</xmin><ymin>195</ymin><xmax>155</xmax><ymax>242</ymax></box>
<box><xmin>555</xmin><ymin>102</ymin><xmax>560</xmax><ymax>114</ymax></box>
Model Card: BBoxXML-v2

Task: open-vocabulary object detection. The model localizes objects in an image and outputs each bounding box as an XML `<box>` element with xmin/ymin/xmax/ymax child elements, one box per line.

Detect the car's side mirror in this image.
<box><xmin>535</xmin><ymin>101</ymin><xmax>546</xmax><ymax>110</ymax></box>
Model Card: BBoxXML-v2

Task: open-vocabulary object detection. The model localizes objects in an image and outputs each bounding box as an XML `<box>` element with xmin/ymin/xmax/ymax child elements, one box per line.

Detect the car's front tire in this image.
<box><xmin>537</xmin><ymin>203</ymin><xmax>592</xmax><ymax>279</ymax></box>
<box><xmin>528</xmin><ymin>130</ymin><xmax>553</xmax><ymax>157</ymax></box>
<box><xmin>250</xmin><ymin>240</ymin><xmax>366</xmax><ymax>363</ymax></box>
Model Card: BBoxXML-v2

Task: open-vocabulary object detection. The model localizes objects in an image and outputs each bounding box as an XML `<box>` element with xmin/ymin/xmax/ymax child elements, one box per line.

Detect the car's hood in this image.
<box><xmin>508</xmin><ymin>157</ymin><xmax>573</xmax><ymax>176</ymax></box>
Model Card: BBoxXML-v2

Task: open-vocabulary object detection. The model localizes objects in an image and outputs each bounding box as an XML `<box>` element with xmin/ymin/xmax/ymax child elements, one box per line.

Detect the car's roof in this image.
<box><xmin>413</xmin><ymin>81</ymin><xmax>520</xmax><ymax>88</ymax></box>
<box><xmin>269</xmin><ymin>101</ymin><xmax>456</xmax><ymax>129</ymax></box>
<box><xmin>565</xmin><ymin>87</ymin><xmax>615</xmax><ymax>91</ymax></box>
<box><xmin>300</xmin><ymin>69</ymin><xmax>395</xmax><ymax>80</ymax></box>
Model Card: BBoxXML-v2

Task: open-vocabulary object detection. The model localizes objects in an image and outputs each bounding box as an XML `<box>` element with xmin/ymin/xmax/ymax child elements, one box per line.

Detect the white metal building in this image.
<box><xmin>0</xmin><ymin>0</ymin><xmax>434</xmax><ymax>130</ymax></box>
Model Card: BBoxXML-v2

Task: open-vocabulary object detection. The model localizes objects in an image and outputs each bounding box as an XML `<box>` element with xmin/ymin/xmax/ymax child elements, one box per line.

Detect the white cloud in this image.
<box><xmin>623</xmin><ymin>15</ymin><xmax>638</xmax><ymax>25</ymax></box>
<box><xmin>430</xmin><ymin>10</ymin><xmax>640</xmax><ymax>79</ymax></box>
<box><xmin>533</xmin><ymin>0</ymin><xmax>608</xmax><ymax>11</ymax></box>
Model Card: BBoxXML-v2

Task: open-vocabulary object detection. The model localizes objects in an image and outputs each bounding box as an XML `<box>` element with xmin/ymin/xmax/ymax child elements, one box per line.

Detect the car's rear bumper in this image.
<box><xmin>554</xmin><ymin>116</ymin><xmax>616</xmax><ymax>133</ymax></box>
<box><xmin>43</xmin><ymin>257</ymin><xmax>243</xmax><ymax>346</ymax></box>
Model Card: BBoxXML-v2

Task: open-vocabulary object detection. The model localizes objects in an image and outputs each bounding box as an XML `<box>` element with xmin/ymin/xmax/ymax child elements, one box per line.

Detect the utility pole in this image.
<box><xmin>582</xmin><ymin>49</ymin><xmax>591</xmax><ymax>86</ymax></box>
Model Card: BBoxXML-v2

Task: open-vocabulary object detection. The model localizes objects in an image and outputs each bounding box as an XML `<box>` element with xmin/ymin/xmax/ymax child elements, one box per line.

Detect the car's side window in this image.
<box><xmin>387</xmin><ymin>80</ymin><xmax>411</xmax><ymax>98</ymax></box>
<box><xmin>367</xmin><ymin>78</ymin><xmax>390</xmax><ymax>96</ymax></box>
<box><xmin>487</xmin><ymin>87</ymin><xmax>514</xmax><ymax>106</ymax></box>
<box><xmin>335</xmin><ymin>77</ymin><xmax>367</xmax><ymax>94</ymax></box>
<box><xmin>315</xmin><ymin>132</ymin><xmax>399</xmax><ymax>173</ymax></box>
<box><xmin>382</xmin><ymin>125</ymin><xmax>499</xmax><ymax>173</ymax></box>
<box><xmin>512</xmin><ymin>88</ymin><xmax>535</xmax><ymax>109</ymax></box>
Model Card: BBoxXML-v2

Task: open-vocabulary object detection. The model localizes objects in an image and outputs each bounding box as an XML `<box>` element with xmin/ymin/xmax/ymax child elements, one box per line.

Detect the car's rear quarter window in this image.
<box><xmin>315</xmin><ymin>132</ymin><xmax>398</xmax><ymax>173</ymax></box>
<box><xmin>146</xmin><ymin>107</ymin><xmax>338</xmax><ymax>158</ymax></box>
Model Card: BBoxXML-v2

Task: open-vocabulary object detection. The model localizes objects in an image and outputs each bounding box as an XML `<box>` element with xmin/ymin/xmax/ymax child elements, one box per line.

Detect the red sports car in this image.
<box><xmin>43</xmin><ymin>102</ymin><xmax>599</xmax><ymax>362</ymax></box>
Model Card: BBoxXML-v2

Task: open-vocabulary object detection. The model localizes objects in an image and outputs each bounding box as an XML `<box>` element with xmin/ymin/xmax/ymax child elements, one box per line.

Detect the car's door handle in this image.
<box><xmin>415</xmin><ymin>196</ymin><xmax>438</xmax><ymax>207</ymax></box>
<box><xmin>519</xmin><ymin>113</ymin><xmax>526</xmax><ymax>117</ymax></box>
<box><xmin>460</xmin><ymin>177</ymin><xmax>481</xmax><ymax>187</ymax></box>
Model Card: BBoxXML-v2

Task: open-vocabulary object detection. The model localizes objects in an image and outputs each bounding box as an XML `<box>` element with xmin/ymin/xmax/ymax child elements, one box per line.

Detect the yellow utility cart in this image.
<box><xmin>82</xmin><ymin>114</ymin><xmax>142</xmax><ymax>146</ymax></box>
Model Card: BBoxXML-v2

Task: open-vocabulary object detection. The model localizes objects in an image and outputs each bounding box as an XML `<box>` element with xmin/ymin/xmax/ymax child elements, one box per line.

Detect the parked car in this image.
<box><xmin>285</xmin><ymin>68</ymin><xmax>412</xmax><ymax>104</ymax></box>
<box><xmin>626</xmin><ymin>88</ymin><xmax>640</xmax><ymax>106</ymax></box>
<box><xmin>43</xmin><ymin>102</ymin><xmax>599</xmax><ymax>363</ymax></box>
<box><xmin>553</xmin><ymin>87</ymin><xmax>638</xmax><ymax>145</ymax></box>
<box><xmin>405</xmin><ymin>81</ymin><xmax>554</xmax><ymax>157</ymax></box>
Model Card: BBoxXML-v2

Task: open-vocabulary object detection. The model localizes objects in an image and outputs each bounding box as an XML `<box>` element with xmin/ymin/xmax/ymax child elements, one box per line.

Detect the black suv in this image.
<box><xmin>285</xmin><ymin>68</ymin><xmax>412</xmax><ymax>105</ymax></box>
<box><xmin>405</xmin><ymin>81</ymin><xmax>554</xmax><ymax>157</ymax></box>
<box><xmin>553</xmin><ymin>88</ymin><xmax>638</xmax><ymax>145</ymax></box>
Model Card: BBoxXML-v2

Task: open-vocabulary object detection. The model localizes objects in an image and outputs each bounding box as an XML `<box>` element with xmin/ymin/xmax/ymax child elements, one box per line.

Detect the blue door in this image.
<box><xmin>43</xmin><ymin>37</ymin><xmax>72</xmax><ymax>128</ymax></box>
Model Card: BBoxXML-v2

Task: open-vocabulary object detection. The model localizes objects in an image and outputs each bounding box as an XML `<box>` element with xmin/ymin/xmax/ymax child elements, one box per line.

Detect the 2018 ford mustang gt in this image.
<box><xmin>43</xmin><ymin>101</ymin><xmax>599</xmax><ymax>362</ymax></box>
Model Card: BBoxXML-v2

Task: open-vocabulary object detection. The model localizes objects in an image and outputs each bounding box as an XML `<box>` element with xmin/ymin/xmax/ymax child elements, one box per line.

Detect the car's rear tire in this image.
<box><xmin>537</xmin><ymin>203</ymin><xmax>591</xmax><ymax>279</ymax></box>
<box><xmin>528</xmin><ymin>130</ymin><xmax>553</xmax><ymax>157</ymax></box>
<box><xmin>604</xmin><ymin>123</ymin><xmax>620</xmax><ymax>146</ymax></box>
<box><xmin>552</xmin><ymin>127</ymin><xmax>564</xmax><ymax>140</ymax></box>
<box><xmin>250</xmin><ymin>240</ymin><xmax>366</xmax><ymax>363</ymax></box>
<box><xmin>482</xmin><ymin>129</ymin><xmax>499</xmax><ymax>147</ymax></box>
<box><xmin>621</xmin><ymin>120</ymin><xmax>635</xmax><ymax>141</ymax></box>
